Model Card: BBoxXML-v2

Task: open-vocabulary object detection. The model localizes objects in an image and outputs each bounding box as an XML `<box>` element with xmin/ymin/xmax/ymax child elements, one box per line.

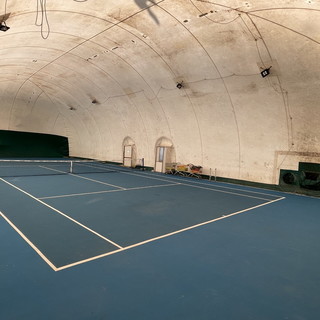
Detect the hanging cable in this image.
<box><xmin>35</xmin><ymin>0</ymin><xmax>50</xmax><ymax>39</ymax></box>
<box><xmin>4</xmin><ymin>0</ymin><xmax>8</xmax><ymax>17</ymax></box>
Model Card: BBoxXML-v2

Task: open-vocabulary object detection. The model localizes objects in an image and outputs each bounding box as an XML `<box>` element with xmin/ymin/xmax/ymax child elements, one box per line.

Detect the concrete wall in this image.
<box><xmin>0</xmin><ymin>0</ymin><xmax>319</xmax><ymax>184</ymax></box>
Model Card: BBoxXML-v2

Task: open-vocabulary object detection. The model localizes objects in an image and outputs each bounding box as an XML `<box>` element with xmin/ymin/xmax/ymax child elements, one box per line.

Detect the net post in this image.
<box><xmin>70</xmin><ymin>161</ymin><xmax>73</xmax><ymax>174</ymax></box>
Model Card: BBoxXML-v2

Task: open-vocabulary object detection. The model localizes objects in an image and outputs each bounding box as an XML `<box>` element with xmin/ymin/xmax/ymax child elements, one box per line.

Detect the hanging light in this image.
<box><xmin>0</xmin><ymin>21</ymin><xmax>10</xmax><ymax>32</ymax></box>
<box><xmin>176</xmin><ymin>82</ymin><xmax>183</xmax><ymax>89</ymax></box>
<box><xmin>261</xmin><ymin>67</ymin><xmax>272</xmax><ymax>78</ymax></box>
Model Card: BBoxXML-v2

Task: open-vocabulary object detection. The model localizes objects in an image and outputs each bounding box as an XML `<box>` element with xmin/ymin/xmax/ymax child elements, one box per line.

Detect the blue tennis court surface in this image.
<box><xmin>1</xmin><ymin>165</ymin><xmax>320</xmax><ymax>319</ymax></box>
<box><xmin>0</xmin><ymin>170</ymin><xmax>282</xmax><ymax>270</ymax></box>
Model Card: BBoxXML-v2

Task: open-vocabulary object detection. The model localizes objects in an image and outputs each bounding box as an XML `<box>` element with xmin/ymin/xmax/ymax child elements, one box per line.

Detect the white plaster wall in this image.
<box><xmin>0</xmin><ymin>0</ymin><xmax>319</xmax><ymax>184</ymax></box>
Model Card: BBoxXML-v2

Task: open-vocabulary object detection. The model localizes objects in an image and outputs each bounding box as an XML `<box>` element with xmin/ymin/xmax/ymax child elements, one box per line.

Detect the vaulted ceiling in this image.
<box><xmin>0</xmin><ymin>0</ymin><xmax>319</xmax><ymax>184</ymax></box>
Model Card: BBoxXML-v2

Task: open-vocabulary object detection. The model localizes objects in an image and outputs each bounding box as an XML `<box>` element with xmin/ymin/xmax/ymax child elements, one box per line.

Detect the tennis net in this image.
<box><xmin>0</xmin><ymin>159</ymin><xmax>132</xmax><ymax>178</ymax></box>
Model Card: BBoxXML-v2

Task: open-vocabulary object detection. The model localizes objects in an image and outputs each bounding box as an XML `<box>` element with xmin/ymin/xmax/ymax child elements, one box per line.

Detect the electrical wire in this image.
<box><xmin>35</xmin><ymin>0</ymin><xmax>50</xmax><ymax>39</ymax></box>
<box><xmin>4</xmin><ymin>0</ymin><xmax>8</xmax><ymax>16</ymax></box>
<box><xmin>2</xmin><ymin>0</ymin><xmax>9</xmax><ymax>23</ymax></box>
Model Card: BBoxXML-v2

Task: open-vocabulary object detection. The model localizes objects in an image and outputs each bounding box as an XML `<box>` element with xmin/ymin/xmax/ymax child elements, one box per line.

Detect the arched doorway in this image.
<box><xmin>154</xmin><ymin>137</ymin><xmax>176</xmax><ymax>173</ymax></box>
<box><xmin>122</xmin><ymin>137</ymin><xmax>137</xmax><ymax>167</ymax></box>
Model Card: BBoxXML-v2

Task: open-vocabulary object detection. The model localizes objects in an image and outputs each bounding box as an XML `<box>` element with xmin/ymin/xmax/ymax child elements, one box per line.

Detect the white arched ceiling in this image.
<box><xmin>0</xmin><ymin>0</ymin><xmax>319</xmax><ymax>184</ymax></box>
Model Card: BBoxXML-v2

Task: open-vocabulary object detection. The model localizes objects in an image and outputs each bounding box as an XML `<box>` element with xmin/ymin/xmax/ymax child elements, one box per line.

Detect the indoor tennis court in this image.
<box><xmin>0</xmin><ymin>160</ymin><xmax>284</xmax><ymax>271</ymax></box>
<box><xmin>1</xmin><ymin>160</ymin><xmax>320</xmax><ymax>319</ymax></box>
<box><xmin>1</xmin><ymin>1</ymin><xmax>320</xmax><ymax>319</ymax></box>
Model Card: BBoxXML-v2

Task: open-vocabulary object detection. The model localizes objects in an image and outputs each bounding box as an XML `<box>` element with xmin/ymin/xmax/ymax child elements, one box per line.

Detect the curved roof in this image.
<box><xmin>0</xmin><ymin>0</ymin><xmax>319</xmax><ymax>183</ymax></box>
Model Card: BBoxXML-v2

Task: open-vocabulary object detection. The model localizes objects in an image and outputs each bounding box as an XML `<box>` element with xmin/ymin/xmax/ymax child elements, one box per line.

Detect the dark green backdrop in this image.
<box><xmin>0</xmin><ymin>130</ymin><xmax>69</xmax><ymax>158</ymax></box>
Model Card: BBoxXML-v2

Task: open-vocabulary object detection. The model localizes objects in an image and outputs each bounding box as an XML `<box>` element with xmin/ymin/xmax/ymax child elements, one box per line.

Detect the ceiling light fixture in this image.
<box><xmin>0</xmin><ymin>21</ymin><xmax>10</xmax><ymax>32</ymax></box>
<box><xmin>261</xmin><ymin>66</ymin><xmax>272</xmax><ymax>78</ymax></box>
<box><xmin>176</xmin><ymin>82</ymin><xmax>183</xmax><ymax>89</ymax></box>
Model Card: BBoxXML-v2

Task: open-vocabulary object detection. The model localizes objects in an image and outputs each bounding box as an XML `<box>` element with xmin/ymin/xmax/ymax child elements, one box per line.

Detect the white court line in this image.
<box><xmin>39</xmin><ymin>183</ymin><xmax>180</xmax><ymax>200</ymax></box>
<box><xmin>147</xmin><ymin>174</ymin><xmax>282</xmax><ymax>198</ymax></box>
<box><xmin>179</xmin><ymin>178</ymin><xmax>282</xmax><ymax>198</ymax></box>
<box><xmin>0</xmin><ymin>210</ymin><xmax>58</xmax><ymax>271</ymax></box>
<box><xmin>84</xmin><ymin>163</ymin><xmax>281</xmax><ymax>198</ymax></box>
<box><xmin>74</xmin><ymin>161</ymin><xmax>181</xmax><ymax>184</ymax></box>
<box><xmin>116</xmin><ymin>171</ymin><xmax>280</xmax><ymax>201</ymax></box>
<box><xmin>68</xmin><ymin>172</ymin><xmax>126</xmax><ymax>190</ymax></box>
<box><xmin>40</xmin><ymin>165</ymin><xmax>125</xmax><ymax>190</ymax></box>
<box><xmin>0</xmin><ymin>178</ymin><xmax>123</xmax><ymax>250</ymax></box>
<box><xmin>179</xmin><ymin>182</ymin><xmax>273</xmax><ymax>201</ymax></box>
<box><xmin>96</xmin><ymin>166</ymin><xmax>282</xmax><ymax>199</ymax></box>
<box><xmin>56</xmin><ymin>196</ymin><xmax>286</xmax><ymax>271</ymax></box>
<box><xmin>44</xmin><ymin>162</ymin><xmax>281</xmax><ymax>200</ymax></box>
